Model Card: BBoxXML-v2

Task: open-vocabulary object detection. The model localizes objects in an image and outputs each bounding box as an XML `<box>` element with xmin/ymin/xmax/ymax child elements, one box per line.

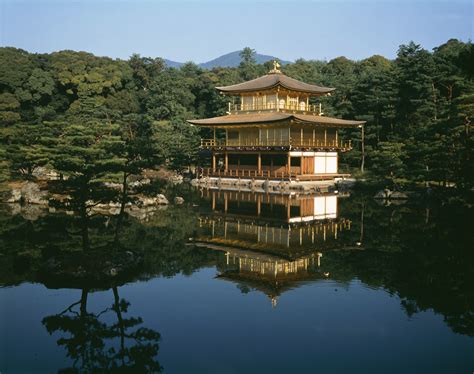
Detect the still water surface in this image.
<box><xmin>1</xmin><ymin>189</ymin><xmax>473</xmax><ymax>373</ymax></box>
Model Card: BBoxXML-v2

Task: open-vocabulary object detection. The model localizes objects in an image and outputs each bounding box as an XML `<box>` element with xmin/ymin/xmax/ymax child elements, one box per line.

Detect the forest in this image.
<box><xmin>0</xmin><ymin>39</ymin><xmax>473</xmax><ymax>195</ymax></box>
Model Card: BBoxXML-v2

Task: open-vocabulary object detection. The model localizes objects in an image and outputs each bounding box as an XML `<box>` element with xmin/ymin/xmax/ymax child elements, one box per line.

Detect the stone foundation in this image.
<box><xmin>191</xmin><ymin>176</ymin><xmax>345</xmax><ymax>194</ymax></box>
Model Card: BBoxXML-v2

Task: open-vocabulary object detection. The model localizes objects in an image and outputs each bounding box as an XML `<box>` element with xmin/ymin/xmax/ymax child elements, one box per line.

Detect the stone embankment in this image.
<box><xmin>191</xmin><ymin>177</ymin><xmax>339</xmax><ymax>194</ymax></box>
<box><xmin>2</xmin><ymin>180</ymin><xmax>185</xmax><ymax>221</ymax></box>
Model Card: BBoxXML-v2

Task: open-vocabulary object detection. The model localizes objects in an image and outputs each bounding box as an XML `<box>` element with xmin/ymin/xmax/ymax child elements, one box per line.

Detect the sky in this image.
<box><xmin>0</xmin><ymin>0</ymin><xmax>472</xmax><ymax>63</ymax></box>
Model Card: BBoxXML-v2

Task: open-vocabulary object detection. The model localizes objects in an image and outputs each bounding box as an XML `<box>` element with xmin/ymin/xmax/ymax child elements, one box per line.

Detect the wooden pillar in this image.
<box><xmin>257</xmin><ymin>153</ymin><xmax>261</xmax><ymax>174</ymax></box>
<box><xmin>224</xmin><ymin>193</ymin><xmax>228</xmax><ymax>213</ymax></box>
<box><xmin>212</xmin><ymin>153</ymin><xmax>216</xmax><ymax>172</ymax></box>
<box><xmin>300</xmin><ymin>128</ymin><xmax>303</xmax><ymax>146</ymax></box>
<box><xmin>301</xmin><ymin>156</ymin><xmax>304</xmax><ymax>175</ymax></box>
<box><xmin>287</xmin><ymin>153</ymin><xmax>291</xmax><ymax>175</ymax></box>
<box><xmin>324</xmin><ymin>128</ymin><xmax>327</xmax><ymax>146</ymax></box>
<box><xmin>213</xmin><ymin>128</ymin><xmax>216</xmax><ymax>143</ymax></box>
<box><xmin>335</xmin><ymin>130</ymin><xmax>338</xmax><ymax>146</ymax></box>
<box><xmin>287</xmin><ymin>198</ymin><xmax>291</xmax><ymax>220</ymax></box>
<box><xmin>225</xmin><ymin>152</ymin><xmax>228</xmax><ymax>172</ymax></box>
<box><xmin>257</xmin><ymin>194</ymin><xmax>261</xmax><ymax>216</ymax></box>
<box><xmin>212</xmin><ymin>193</ymin><xmax>216</xmax><ymax>210</ymax></box>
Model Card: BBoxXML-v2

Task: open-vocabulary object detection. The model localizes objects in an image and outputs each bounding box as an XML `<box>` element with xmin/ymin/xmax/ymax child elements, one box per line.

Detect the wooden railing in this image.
<box><xmin>200</xmin><ymin>168</ymin><xmax>297</xmax><ymax>179</ymax></box>
<box><xmin>229</xmin><ymin>102</ymin><xmax>322</xmax><ymax>114</ymax></box>
<box><xmin>198</xmin><ymin>168</ymin><xmax>350</xmax><ymax>180</ymax></box>
<box><xmin>200</xmin><ymin>138</ymin><xmax>352</xmax><ymax>150</ymax></box>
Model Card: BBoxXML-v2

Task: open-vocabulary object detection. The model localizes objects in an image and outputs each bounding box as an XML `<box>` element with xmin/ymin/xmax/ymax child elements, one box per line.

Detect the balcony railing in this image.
<box><xmin>198</xmin><ymin>168</ymin><xmax>351</xmax><ymax>180</ymax></box>
<box><xmin>200</xmin><ymin>138</ymin><xmax>352</xmax><ymax>150</ymax></box>
<box><xmin>229</xmin><ymin>102</ymin><xmax>322</xmax><ymax>115</ymax></box>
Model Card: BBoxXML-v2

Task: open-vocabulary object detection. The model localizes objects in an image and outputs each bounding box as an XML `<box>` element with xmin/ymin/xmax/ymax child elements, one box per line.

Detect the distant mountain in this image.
<box><xmin>162</xmin><ymin>50</ymin><xmax>291</xmax><ymax>69</ymax></box>
<box><xmin>199</xmin><ymin>50</ymin><xmax>291</xmax><ymax>69</ymax></box>
<box><xmin>163</xmin><ymin>58</ymin><xmax>184</xmax><ymax>68</ymax></box>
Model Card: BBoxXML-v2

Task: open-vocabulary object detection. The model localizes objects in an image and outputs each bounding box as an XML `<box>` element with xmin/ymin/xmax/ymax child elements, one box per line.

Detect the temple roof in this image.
<box><xmin>216</xmin><ymin>73</ymin><xmax>335</xmax><ymax>95</ymax></box>
<box><xmin>188</xmin><ymin>112</ymin><xmax>365</xmax><ymax>128</ymax></box>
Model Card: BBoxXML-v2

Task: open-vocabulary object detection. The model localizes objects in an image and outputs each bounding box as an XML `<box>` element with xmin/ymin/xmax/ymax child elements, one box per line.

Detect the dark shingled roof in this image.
<box><xmin>216</xmin><ymin>73</ymin><xmax>335</xmax><ymax>95</ymax></box>
<box><xmin>188</xmin><ymin>113</ymin><xmax>365</xmax><ymax>128</ymax></box>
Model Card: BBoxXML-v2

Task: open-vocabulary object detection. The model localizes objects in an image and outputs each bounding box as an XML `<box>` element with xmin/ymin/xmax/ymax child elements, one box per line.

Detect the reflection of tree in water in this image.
<box><xmin>330</xmin><ymin>196</ymin><xmax>474</xmax><ymax>337</ymax></box>
<box><xmin>42</xmin><ymin>286</ymin><xmax>162</xmax><ymax>373</ymax></box>
<box><xmin>1</xmin><ymin>190</ymin><xmax>473</xmax><ymax>339</ymax></box>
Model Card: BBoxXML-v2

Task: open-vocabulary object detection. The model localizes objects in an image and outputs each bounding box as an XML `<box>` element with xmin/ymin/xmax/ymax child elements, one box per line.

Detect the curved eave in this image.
<box><xmin>187</xmin><ymin>113</ymin><xmax>365</xmax><ymax>128</ymax></box>
<box><xmin>216</xmin><ymin>73</ymin><xmax>335</xmax><ymax>96</ymax></box>
<box><xmin>216</xmin><ymin>83</ymin><xmax>335</xmax><ymax>96</ymax></box>
<box><xmin>293</xmin><ymin>114</ymin><xmax>366</xmax><ymax>128</ymax></box>
<box><xmin>187</xmin><ymin>113</ymin><xmax>290</xmax><ymax>127</ymax></box>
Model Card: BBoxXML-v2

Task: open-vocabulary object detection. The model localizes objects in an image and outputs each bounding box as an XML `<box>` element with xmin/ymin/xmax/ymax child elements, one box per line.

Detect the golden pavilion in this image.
<box><xmin>188</xmin><ymin>61</ymin><xmax>365</xmax><ymax>184</ymax></box>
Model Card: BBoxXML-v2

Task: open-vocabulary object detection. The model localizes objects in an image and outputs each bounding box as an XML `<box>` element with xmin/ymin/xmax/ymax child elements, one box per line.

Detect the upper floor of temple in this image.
<box><xmin>188</xmin><ymin>61</ymin><xmax>364</xmax><ymax>131</ymax></box>
<box><xmin>216</xmin><ymin>61</ymin><xmax>334</xmax><ymax>115</ymax></box>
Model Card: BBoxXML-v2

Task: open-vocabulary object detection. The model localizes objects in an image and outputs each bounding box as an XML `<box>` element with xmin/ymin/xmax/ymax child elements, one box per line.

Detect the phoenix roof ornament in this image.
<box><xmin>268</xmin><ymin>60</ymin><xmax>281</xmax><ymax>74</ymax></box>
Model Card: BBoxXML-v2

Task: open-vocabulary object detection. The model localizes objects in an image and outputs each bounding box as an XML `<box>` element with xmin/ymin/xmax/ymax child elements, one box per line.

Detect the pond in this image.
<box><xmin>0</xmin><ymin>188</ymin><xmax>473</xmax><ymax>373</ymax></box>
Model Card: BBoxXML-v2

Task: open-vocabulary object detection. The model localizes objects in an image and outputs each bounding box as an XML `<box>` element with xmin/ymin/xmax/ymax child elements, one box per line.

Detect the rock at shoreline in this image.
<box><xmin>32</xmin><ymin>166</ymin><xmax>59</xmax><ymax>180</ymax></box>
<box><xmin>374</xmin><ymin>189</ymin><xmax>408</xmax><ymax>200</ymax></box>
<box><xmin>136</xmin><ymin>193</ymin><xmax>169</xmax><ymax>207</ymax></box>
<box><xmin>374</xmin><ymin>189</ymin><xmax>392</xmax><ymax>199</ymax></box>
<box><xmin>3</xmin><ymin>182</ymin><xmax>49</xmax><ymax>205</ymax></box>
<box><xmin>6</xmin><ymin>189</ymin><xmax>22</xmax><ymax>203</ymax></box>
<box><xmin>174</xmin><ymin>196</ymin><xmax>185</xmax><ymax>204</ymax></box>
<box><xmin>390</xmin><ymin>191</ymin><xmax>408</xmax><ymax>200</ymax></box>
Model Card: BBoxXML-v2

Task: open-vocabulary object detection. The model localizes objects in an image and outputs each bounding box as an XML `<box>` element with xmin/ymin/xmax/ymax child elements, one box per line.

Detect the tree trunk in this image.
<box><xmin>431</xmin><ymin>81</ymin><xmax>437</xmax><ymax>121</ymax></box>
<box><xmin>360</xmin><ymin>124</ymin><xmax>365</xmax><ymax>173</ymax></box>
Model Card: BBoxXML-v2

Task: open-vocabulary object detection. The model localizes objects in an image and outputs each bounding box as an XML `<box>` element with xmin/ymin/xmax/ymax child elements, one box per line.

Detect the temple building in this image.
<box><xmin>188</xmin><ymin>61</ymin><xmax>365</xmax><ymax>186</ymax></box>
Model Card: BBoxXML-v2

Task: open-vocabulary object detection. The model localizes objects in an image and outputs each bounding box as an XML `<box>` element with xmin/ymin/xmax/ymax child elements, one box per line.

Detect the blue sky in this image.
<box><xmin>0</xmin><ymin>0</ymin><xmax>472</xmax><ymax>62</ymax></box>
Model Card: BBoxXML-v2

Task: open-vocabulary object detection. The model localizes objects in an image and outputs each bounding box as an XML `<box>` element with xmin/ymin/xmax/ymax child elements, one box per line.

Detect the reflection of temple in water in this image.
<box><xmin>197</xmin><ymin>189</ymin><xmax>352</xmax><ymax>257</ymax></box>
<box><xmin>195</xmin><ymin>190</ymin><xmax>355</xmax><ymax>306</ymax></box>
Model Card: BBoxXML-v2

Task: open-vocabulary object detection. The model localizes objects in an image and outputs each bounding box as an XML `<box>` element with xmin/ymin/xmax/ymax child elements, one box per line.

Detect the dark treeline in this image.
<box><xmin>0</xmin><ymin>40</ymin><xmax>473</xmax><ymax>192</ymax></box>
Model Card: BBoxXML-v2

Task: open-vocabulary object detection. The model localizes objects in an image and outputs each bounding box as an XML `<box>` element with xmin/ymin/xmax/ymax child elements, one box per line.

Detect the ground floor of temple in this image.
<box><xmin>199</xmin><ymin>150</ymin><xmax>350</xmax><ymax>181</ymax></box>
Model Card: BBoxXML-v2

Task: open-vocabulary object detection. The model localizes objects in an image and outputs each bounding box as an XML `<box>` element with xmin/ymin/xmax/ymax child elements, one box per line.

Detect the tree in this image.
<box><xmin>146</xmin><ymin>68</ymin><xmax>195</xmax><ymax>121</ymax></box>
<box><xmin>4</xmin><ymin>122</ymin><xmax>54</xmax><ymax>177</ymax></box>
<box><xmin>369</xmin><ymin>142</ymin><xmax>407</xmax><ymax>186</ymax></box>
<box><xmin>239</xmin><ymin>47</ymin><xmax>258</xmax><ymax>81</ymax></box>
<box><xmin>45</xmin><ymin>120</ymin><xmax>124</xmax><ymax>249</ymax></box>
<box><xmin>152</xmin><ymin>120</ymin><xmax>200</xmax><ymax>171</ymax></box>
